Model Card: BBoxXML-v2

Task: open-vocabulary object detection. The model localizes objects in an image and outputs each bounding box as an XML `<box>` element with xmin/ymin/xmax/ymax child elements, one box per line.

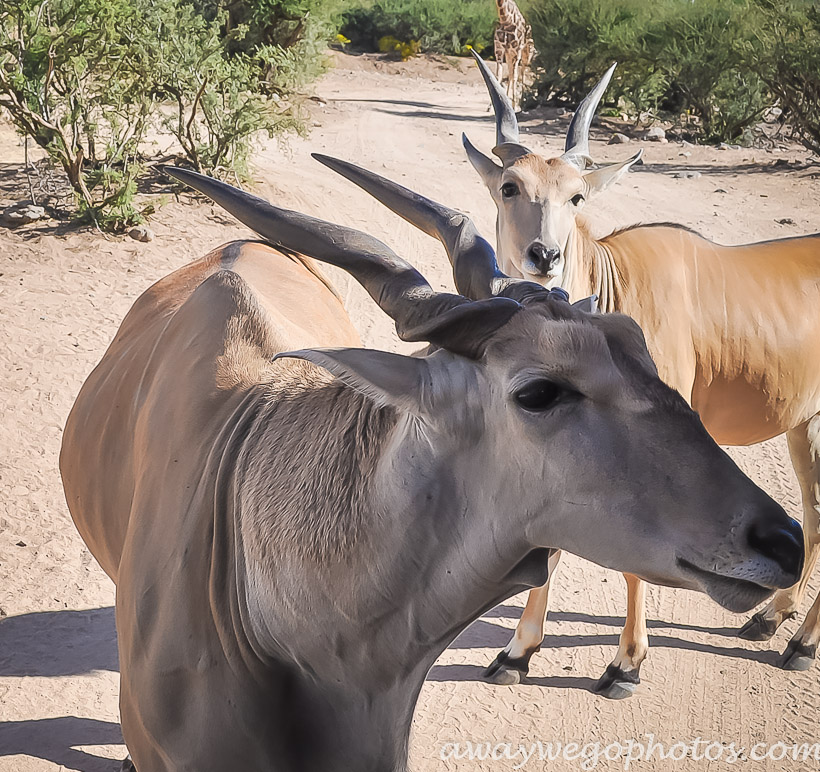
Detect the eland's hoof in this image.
<box><xmin>593</xmin><ymin>664</ymin><xmax>640</xmax><ymax>700</ymax></box>
<box><xmin>483</xmin><ymin>650</ymin><xmax>529</xmax><ymax>685</ymax></box>
<box><xmin>738</xmin><ymin>611</ymin><xmax>779</xmax><ymax>641</ymax></box>
<box><xmin>778</xmin><ymin>639</ymin><xmax>817</xmax><ymax>672</ymax></box>
<box><xmin>121</xmin><ymin>758</ymin><xmax>136</xmax><ymax>772</ymax></box>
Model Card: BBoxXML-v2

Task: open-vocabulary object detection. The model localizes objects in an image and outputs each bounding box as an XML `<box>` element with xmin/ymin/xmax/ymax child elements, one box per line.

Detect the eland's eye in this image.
<box><xmin>514</xmin><ymin>380</ymin><xmax>569</xmax><ymax>412</ymax></box>
<box><xmin>501</xmin><ymin>182</ymin><xmax>520</xmax><ymax>199</ymax></box>
<box><xmin>570</xmin><ymin>194</ymin><xmax>585</xmax><ymax>207</ymax></box>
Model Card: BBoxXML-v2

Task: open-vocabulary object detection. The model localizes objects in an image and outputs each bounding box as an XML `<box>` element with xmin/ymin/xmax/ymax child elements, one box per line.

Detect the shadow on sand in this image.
<box><xmin>0</xmin><ymin>717</ymin><xmax>124</xmax><ymax>772</ymax></box>
<box><xmin>429</xmin><ymin>607</ymin><xmax>777</xmax><ymax>690</ymax></box>
<box><xmin>0</xmin><ymin>602</ymin><xmax>778</xmax><ymax>757</ymax></box>
<box><xmin>0</xmin><ymin>607</ymin><xmax>123</xmax><ymax>771</ymax></box>
<box><xmin>0</xmin><ymin>606</ymin><xmax>118</xmax><ymax>677</ymax></box>
<box><xmin>483</xmin><ymin>604</ymin><xmax>740</xmax><ymax>637</ymax></box>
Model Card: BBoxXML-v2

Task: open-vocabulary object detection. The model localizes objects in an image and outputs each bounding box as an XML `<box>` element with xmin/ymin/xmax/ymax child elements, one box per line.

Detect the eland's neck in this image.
<box><xmin>565</xmin><ymin>221</ymin><xmax>623</xmax><ymax>313</ymax></box>
<box><xmin>234</xmin><ymin>380</ymin><xmax>546</xmax><ymax>770</ymax></box>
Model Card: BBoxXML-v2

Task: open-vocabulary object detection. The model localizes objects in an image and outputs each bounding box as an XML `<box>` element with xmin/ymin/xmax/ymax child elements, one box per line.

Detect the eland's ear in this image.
<box><xmin>492</xmin><ymin>142</ymin><xmax>532</xmax><ymax>166</ymax></box>
<box><xmin>463</xmin><ymin>133</ymin><xmax>502</xmax><ymax>186</ymax></box>
<box><xmin>274</xmin><ymin>348</ymin><xmax>431</xmax><ymax>413</ymax></box>
<box><xmin>572</xmin><ymin>295</ymin><xmax>599</xmax><ymax>313</ymax></box>
<box><xmin>584</xmin><ymin>150</ymin><xmax>643</xmax><ymax>197</ymax></box>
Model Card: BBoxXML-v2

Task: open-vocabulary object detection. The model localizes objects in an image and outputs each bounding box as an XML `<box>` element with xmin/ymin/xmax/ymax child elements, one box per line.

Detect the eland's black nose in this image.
<box><xmin>747</xmin><ymin>511</ymin><xmax>804</xmax><ymax>583</ymax></box>
<box><xmin>527</xmin><ymin>242</ymin><xmax>560</xmax><ymax>275</ymax></box>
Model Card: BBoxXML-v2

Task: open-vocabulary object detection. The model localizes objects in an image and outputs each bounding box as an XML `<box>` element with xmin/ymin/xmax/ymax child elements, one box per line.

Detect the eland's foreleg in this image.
<box><xmin>485</xmin><ymin>565</ymin><xmax>648</xmax><ymax>698</ymax></box>
<box><xmin>593</xmin><ymin>574</ymin><xmax>648</xmax><ymax>699</ymax></box>
<box><xmin>740</xmin><ymin>417</ymin><xmax>820</xmax><ymax>646</ymax></box>
<box><xmin>484</xmin><ymin>550</ymin><xmax>562</xmax><ymax>684</ymax></box>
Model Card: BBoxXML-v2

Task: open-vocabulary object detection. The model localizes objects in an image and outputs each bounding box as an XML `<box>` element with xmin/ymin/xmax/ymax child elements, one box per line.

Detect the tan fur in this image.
<box><xmin>591</xmin><ymin>227</ymin><xmax>820</xmax><ymax>445</ymax></box>
<box><xmin>60</xmin><ymin>241</ymin><xmax>359</xmax><ymax>581</ymax></box>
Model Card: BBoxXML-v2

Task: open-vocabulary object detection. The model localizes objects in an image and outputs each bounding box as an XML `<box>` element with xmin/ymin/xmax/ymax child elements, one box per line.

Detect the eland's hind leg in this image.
<box><xmin>779</xmin><ymin>417</ymin><xmax>820</xmax><ymax>670</ymax></box>
<box><xmin>740</xmin><ymin>417</ymin><xmax>820</xmax><ymax>644</ymax></box>
<box><xmin>484</xmin><ymin>550</ymin><xmax>562</xmax><ymax>684</ymax></box>
<box><xmin>781</xmin><ymin>590</ymin><xmax>820</xmax><ymax>670</ymax></box>
<box><xmin>593</xmin><ymin>574</ymin><xmax>648</xmax><ymax>699</ymax></box>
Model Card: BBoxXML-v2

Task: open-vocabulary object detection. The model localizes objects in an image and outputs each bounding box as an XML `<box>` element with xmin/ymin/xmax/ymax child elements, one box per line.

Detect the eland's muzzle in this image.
<box><xmin>526</xmin><ymin>242</ymin><xmax>560</xmax><ymax>276</ymax></box>
<box><xmin>747</xmin><ymin>507</ymin><xmax>804</xmax><ymax>586</ymax></box>
<box><xmin>677</xmin><ymin>499</ymin><xmax>803</xmax><ymax>613</ymax></box>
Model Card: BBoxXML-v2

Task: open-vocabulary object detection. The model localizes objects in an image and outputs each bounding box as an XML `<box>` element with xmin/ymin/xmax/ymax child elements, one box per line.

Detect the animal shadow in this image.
<box><xmin>0</xmin><ymin>607</ymin><xmax>123</xmax><ymax>771</ymax></box>
<box><xmin>0</xmin><ymin>716</ymin><xmax>124</xmax><ymax>772</ymax></box>
<box><xmin>0</xmin><ymin>606</ymin><xmax>118</xmax><ymax>677</ymax></box>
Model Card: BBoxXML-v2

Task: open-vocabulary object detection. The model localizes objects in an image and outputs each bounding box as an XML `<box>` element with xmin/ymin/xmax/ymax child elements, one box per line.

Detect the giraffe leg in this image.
<box><xmin>484</xmin><ymin>550</ymin><xmax>562</xmax><ymax>685</ymax></box>
<box><xmin>739</xmin><ymin>416</ymin><xmax>820</xmax><ymax>642</ymax></box>
<box><xmin>506</xmin><ymin>51</ymin><xmax>515</xmax><ymax>103</ymax></box>
<box><xmin>593</xmin><ymin>574</ymin><xmax>648</xmax><ymax>699</ymax></box>
<box><xmin>505</xmin><ymin>49</ymin><xmax>518</xmax><ymax>107</ymax></box>
<box><xmin>494</xmin><ymin>35</ymin><xmax>505</xmax><ymax>84</ymax></box>
<box><xmin>510</xmin><ymin>56</ymin><xmax>519</xmax><ymax>109</ymax></box>
<box><xmin>521</xmin><ymin>39</ymin><xmax>533</xmax><ymax>92</ymax></box>
<box><xmin>522</xmin><ymin>24</ymin><xmax>534</xmax><ymax>68</ymax></box>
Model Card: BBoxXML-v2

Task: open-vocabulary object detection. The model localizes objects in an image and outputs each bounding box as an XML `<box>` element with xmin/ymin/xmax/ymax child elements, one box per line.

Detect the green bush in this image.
<box><xmin>338</xmin><ymin>0</ymin><xmax>496</xmax><ymax>56</ymax></box>
<box><xmin>652</xmin><ymin>1</ymin><xmax>768</xmax><ymax>141</ymax></box>
<box><xmin>526</xmin><ymin>0</ymin><xmax>651</xmax><ymax>105</ymax></box>
<box><xmin>136</xmin><ymin>2</ymin><xmax>304</xmax><ymax>179</ymax></box>
<box><xmin>526</xmin><ymin>0</ymin><xmax>770</xmax><ymax>143</ymax></box>
<box><xmin>194</xmin><ymin>0</ymin><xmax>345</xmax><ymax>87</ymax></box>
<box><xmin>0</xmin><ymin>0</ymin><xmax>335</xmax><ymax>229</ymax></box>
<box><xmin>746</xmin><ymin>0</ymin><xmax>820</xmax><ymax>154</ymax></box>
<box><xmin>0</xmin><ymin>0</ymin><xmax>155</xmax><ymax>228</ymax></box>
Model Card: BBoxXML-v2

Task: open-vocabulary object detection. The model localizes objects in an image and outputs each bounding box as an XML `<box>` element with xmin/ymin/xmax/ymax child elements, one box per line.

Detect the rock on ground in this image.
<box><xmin>609</xmin><ymin>133</ymin><xmax>630</xmax><ymax>145</ymax></box>
<box><xmin>1</xmin><ymin>204</ymin><xmax>46</xmax><ymax>227</ymax></box>
<box><xmin>128</xmin><ymin>225</ymin><xmax>154</xmax><ymax>243</ymax></box>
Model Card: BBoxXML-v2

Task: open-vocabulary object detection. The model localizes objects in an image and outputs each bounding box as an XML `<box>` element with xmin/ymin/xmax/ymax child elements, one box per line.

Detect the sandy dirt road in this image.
<box><xmin>1</xmin><ymin>52</ymin><xmax>820</xmax><ymax>771</ymax></box>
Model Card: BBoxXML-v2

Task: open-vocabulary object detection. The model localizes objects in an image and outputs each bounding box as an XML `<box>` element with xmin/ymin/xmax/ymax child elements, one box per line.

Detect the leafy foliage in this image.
<box><xmin>0</xmin><ymin>0</ymin><xmax>336</xmax><ymax>229</ymax></box>
<box><xmin>137</xmin><ymin>2</ymin><xmax>304</xmax><ymax>178</ymax></box>
<box><xmin>338</xmin><ymin>0</ymin><xmax>496</xmax><ymax>56</ymax></box>
<box><xmin>526</xmin><ymin>0</ymin><xmax>771</xmax><ymax>143</ymax></box>
<box><xmin>0</xmin><ymin>0</ymin><xmax>154</xmax><ymax>227</ymax></box>
<box><xmin>337</xmin><ymin>0</ymin><xmax>820</xmax><ymax>147</ymax></box>
<box><xmin>193</xmin><ymin>0</ymin><xmax>345</xmax><ymax>86</ymax></box>
<box><xmin>745</xmin><ymin>0</ymin><xmax>820</xmax><ymax>154</ymax></box>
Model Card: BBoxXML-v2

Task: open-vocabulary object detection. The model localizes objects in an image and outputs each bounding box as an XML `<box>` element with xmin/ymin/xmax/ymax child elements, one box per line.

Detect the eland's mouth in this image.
<box><xmin>520</xmin><ymin>269</ymin><xmax>562</xmax><ymax>289</ymax></box>
<box><xmin>521</xmin><ymin>266</ymin><xmax>553</xmax><ymax>280</ymax></box>
<box><xmin>676</xmin><ymin>557</ymin><xmax>774</xmax><ymax>613</ymax></box>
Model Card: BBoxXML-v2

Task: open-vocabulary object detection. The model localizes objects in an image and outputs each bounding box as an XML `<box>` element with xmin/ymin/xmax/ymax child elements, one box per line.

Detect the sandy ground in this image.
<box><xmin>2</xmin><ymin>51</ymin><xmax>820</xmax><ymax>771</ymax></box>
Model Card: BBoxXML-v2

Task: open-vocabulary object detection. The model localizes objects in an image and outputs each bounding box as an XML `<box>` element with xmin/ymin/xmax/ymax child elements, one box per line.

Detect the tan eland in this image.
<box><xmin>436</xmin><ymin>51</ymin><xmax>820</xmax><ymax>697</ymax></box>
